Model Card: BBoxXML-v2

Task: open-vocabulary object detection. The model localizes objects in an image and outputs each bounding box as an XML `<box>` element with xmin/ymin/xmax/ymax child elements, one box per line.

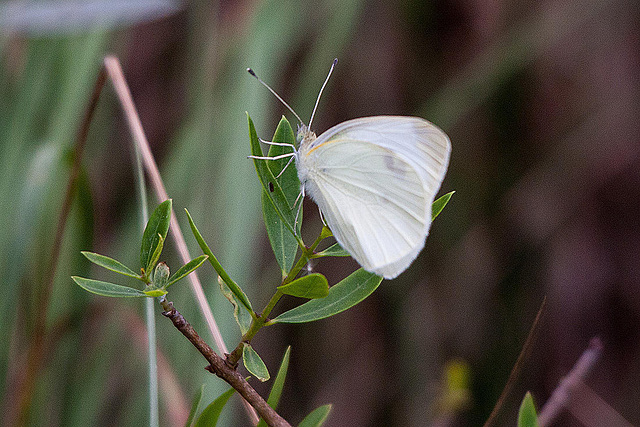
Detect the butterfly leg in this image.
<box><xmin>259</xmin><ymin>138</ymin><xmax>296</xmax><ymax>150</ymax></box>
<box><xmin>318</xmin><ymin>207</ymin><xmax>327</xmax><ymax>226</ymax></box>
<box><xmin>293</xmin><ymin>185</ymin><xmax>305</xmax><ymax>233</ymax></box>
<box><xmin>275</xmin><ymin>155</ymin><xmax>295</xmax><ymax>178</ymax></box>
<box><xmin>247</xmin><ymin>152</ymin><xmax>296</xmax><ymax>160</ymax></box>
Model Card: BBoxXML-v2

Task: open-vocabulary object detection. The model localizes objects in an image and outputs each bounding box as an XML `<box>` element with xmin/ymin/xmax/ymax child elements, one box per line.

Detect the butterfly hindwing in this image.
<box><xmin>301</xmin><ymin>137</ymin><xmax>430</xmax><ymax>278</ymax></box>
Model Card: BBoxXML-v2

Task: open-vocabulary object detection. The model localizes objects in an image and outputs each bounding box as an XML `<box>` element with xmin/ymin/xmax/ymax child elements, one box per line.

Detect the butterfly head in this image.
<box><xmin>297</xmin><ymin>123</ymin><xmax>316</xmax><ymax>145</ymax></box>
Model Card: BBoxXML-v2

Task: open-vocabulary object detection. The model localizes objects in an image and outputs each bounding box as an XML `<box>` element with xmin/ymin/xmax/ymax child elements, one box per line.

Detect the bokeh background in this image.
<box><xmin>1</xmin><ymin>0</ymin><xmax>639</xmax><ymax>425</ymax></box>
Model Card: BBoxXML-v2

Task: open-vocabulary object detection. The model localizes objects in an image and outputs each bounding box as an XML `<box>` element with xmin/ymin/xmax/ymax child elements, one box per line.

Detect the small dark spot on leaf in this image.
<box><xmin>269</xmin><ymin>182</ymin><xmax>275</xmax><ymax>192</ymax></box>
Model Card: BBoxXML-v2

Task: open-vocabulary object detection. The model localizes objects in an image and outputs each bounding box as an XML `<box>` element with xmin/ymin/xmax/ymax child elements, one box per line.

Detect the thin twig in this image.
<box><xmin>103</xmin><ymin>55</ymin><xmax>260</xmax><ymax>424</ymax></box>
<box><xmin>161</xmin><ymin>300</ymin><xmax>291</xmax><ymax>427</ymax></box>
<box><xmin>483</xmin><ymin>297</ymin><xmax>546</xmax><ymax>427</ymax></box>
<box><xmin>130</xmin><ymin>105</ymin><xmax>158</xmax><ymax>425</ymax></box>
<box><xmin>2</xmin><ymin>67</ymin><xmax>107</xmax><ymax>427</ymax></box>
<box><xmin>538</xmin><ymin>337</ymin><xmax>604</xmax><ymax>426</ymax></box>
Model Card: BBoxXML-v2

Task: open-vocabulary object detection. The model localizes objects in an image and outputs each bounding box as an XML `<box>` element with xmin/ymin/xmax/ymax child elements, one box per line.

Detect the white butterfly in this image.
<box><xmin>249</xmin><ymin>59</ymin><xmax>451</xmax><ymax>279</ymax></box>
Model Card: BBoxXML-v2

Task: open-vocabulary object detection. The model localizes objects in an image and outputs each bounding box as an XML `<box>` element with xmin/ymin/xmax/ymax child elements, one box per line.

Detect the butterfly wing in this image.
<box><xmin>299</xmin><ymin>116</ymin><xmax>451</xmax><ymax>279</ymax></box>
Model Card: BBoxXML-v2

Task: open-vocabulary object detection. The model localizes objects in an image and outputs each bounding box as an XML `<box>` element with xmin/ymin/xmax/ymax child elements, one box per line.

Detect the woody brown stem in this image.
<box><xmin>160</xmin><ymin>300</ymin><xmax>291</xmax><ymax>427</ymax></box>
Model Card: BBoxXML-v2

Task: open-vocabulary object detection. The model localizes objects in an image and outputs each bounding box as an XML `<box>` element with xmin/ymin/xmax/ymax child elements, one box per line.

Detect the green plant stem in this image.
<box><xmin>131</xmin><ymin>107</ymin><xmax>159</xmax><ymax>427</ymax></box>
<box><xmin>226</xmin><ymin>230</ymin><xmax>328</xmax><ymax>366</ymax></box>
<box><xmin>144</xmin><ymin>298</ymin><xmax>159</xmax><ymax>427</ymax></box>
<box><xmin>261</xmin><ymin>289</ymin><xmax>286</xmax><ymax>320</ymax></box>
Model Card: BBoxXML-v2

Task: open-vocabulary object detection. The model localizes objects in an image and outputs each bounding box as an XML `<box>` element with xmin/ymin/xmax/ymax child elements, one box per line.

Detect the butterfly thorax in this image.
<box><xmin>295</xmin><ymin>125</ymin><xmax>318</xmax><ymax>187</ymax></box>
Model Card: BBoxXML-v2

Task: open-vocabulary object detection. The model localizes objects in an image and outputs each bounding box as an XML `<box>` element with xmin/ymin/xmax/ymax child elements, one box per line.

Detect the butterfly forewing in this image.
<box><xmin>310</xmin><ymin>116</ymin><xmax>450</xmax><ymax>197</ymax></box>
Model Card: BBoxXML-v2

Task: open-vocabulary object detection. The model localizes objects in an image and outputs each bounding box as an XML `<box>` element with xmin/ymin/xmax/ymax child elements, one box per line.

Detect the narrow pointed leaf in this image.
<box><xmin>298</xmin><ymin>404</ymin><xmax>332</xmax><ymax>427</ymax></box>
<box><xmin>145</xmin><ymin>233</ymin><xmax>165</xmax><ymax>279</ymax></box>
<box><xmin>267</xmin><ymin>347</ymin><xmax>291</xmax><ymax>408</ymax></box>
<box><xmin>141</xmin><ymin>199</ymin><xmax>172</xmax><ymax>271</ymax></box>
<box><xmin>261</xmin><ymin>117</ymin><xmax>301</xmax><ymax>274</ymax></box>
<box><xmin>314</xmin><ymin>243</ymin><xmax>350</xmax><ymax>258</ymax></box>
<box><xmin>517</xmin><ymin>392</ymin><xmax>539</xmax><ymax>427</ymax></box>
<box><xmin>257</xmin><ymin>346</ymin><xmax>292</xmax><ymax>427</ymax></box>
<box><xmin>242</xmin><ymin>343</ymin><xmax>270</xmax><ymax>382</ymax></box>
<box><xmin>166</xmin><ymin>255</ymin><xmax>208</xmax><ymax>288</ymax></box>
<box><xmin>262</xmin><ymin>192</ymin><xmax>296</xmax><ymax>275</ymax></box>
<box><xmin>143</xmin><ymin>288</ymin><xmax>167</xmax><ymax>297</ymax></box>
<box><xmin>248</xmin><ymin>113</ymin><xmax>299</xmax><ymax>240</ymax></box>
<box><xmin>277</xmin><ymin>273</ymin><xmax>329</xmax><ymax>299</ymax></box>
<box><xmin>184</xmin><ymin>384</ymin><xmax>205</xmax><ymax>427</ymax></box>
<box><xmin>72</xmin><ymin>276</ymin><xmax>147</xmax><ymax>298</ymax></box>
<box><xmin>273</xmin><ymin>269</ymin><xmax>382</xmax><ymax>324</ymax></box>
<box><xmin>218</xmin><ymin>276</ymin><xmax>252</xmax><ymax>334</ymax></box>
<box><xmin>185</xmin><ymin>209</ymin><xmax>253</xmax><ymax>313</ymax></box>
<box><xmin>432</xmin><ymin>191</ymin><xmax>454</xmax><ymax>221</ymax></box>
<box><xmin>268</xmin><ymin>117</ymin><xmax>300</xmax><ymax>204</ymax></box>
<box><xmin>81</xmin><ymin>251</ymin><xmax>140</xmax><ymax>279</ymax></box>
<box><xmin>194</xmin><ymin>388</ymin><xmax>235</xmax><ymax>427</ymax></box>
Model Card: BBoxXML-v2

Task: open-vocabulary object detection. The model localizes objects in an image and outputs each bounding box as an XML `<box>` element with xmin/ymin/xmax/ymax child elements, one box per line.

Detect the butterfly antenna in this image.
<box><xmin>247</xmin><ymin>68</ymin><xmax>304</xmax><ymax>125</ymax></box>
<box><xmin>308</xmin><ymin>58</ymin><xmax>338</xmax><ymax>130</ymax></box>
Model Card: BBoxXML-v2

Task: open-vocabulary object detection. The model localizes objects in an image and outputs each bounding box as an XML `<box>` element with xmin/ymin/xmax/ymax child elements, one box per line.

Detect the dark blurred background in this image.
<box><xmin>1</xmin><ymin>0</ymin><xmax>639</xmax><ymax>425</ymax></box>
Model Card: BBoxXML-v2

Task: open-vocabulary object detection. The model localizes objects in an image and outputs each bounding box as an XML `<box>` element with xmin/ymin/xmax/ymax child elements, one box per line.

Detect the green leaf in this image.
<box><xmin>72</xmin><ymin>277</ymin><xmax>147</xmax><ymax>298</ymax></box>
<box><xmin>314</xmin><ymin>243</ymin><xmax>351</xmax><ymax>258</ymax></box>
<box><xmin>140</xmin><ymin>199</ymin><xmax>172</xmax><ymax>272</ymax></box>
<box><xmin>248</xmin><ymin>113</ymin><xmax>299</xmax><ymax>241</ymax></box>
<box><xmin>218</xmin><ymin>276</ymin><xmax>252</xmax><ymax>335</ymax></box>
<box><xmin>267</xmin><ymin>347</ymin><xmax>290</xmax><ymax>409</ymax></box>
<box><xmin>81</xmin><ymin>251</ymin><xmax>140</xmax><ymax>279</ymax></box>
<box><xmin>184</xmin><ymin>384</ymin><xmax>205</xmax><ymax>427</ymax></box>
<box><xmin>256</xmin><ymin>346</ymin><xmax>291</xmax><ymax>427</ymax></box>
<box><xmin>185</xmin><ymin>209</ymin><xmax>253</xmax><ymax>313</ymax></box>
<box><xmin>273</xmin><ymin>269</ymin><xmax>382</xmax><ymax>324</ymax></box>
<box><xmin>145</xmin><ymin>234</ymin><xmax>165</xmax><ymax>279</ymax></box>
<box><xmin>166</xmin><ymin>255</ymin><xmax>208</xmax><ymax>288</ymax></box>
<box><xmin>194</xmin><ymin>388</ymin><xmax>235</xmax><ymax>427</ymax></box>
<box><xmin>143</xmin><ymin>288</ymin><xmax>167</xmax><ymax>297</ymax></box>
<box><xmin>268</xmin><ymin>117</ymin><xmax>300</xmax><ymax>204</ymax></box>
<box><xmin>277</xmin><ymin>273</ymin><xmax>329</xmax><ymax>299</ymax></box>
<box><xmin>152</xmin><ymin>262</ymin><xmax>170</xmax><ymax>288</ymax></box>
<box><xmin>242</xmin><ymin>343</ymin><xmax>270</xmax><ymax>382</ymax></box>
<box><xmin>517</xmin><ymin>392</ymin><xmax>540</xmax><ymax>427</ymax></box>
<box><xmin>298</xmin><ymin>404</ymin><xmax>332</xmax><ymax>427</ymax></box>
<box><xmin>261</xmin><ymin>117</ymin><xmax>301</xmax><ymax>275</ymax></box>
<box><xmin>432</xmin><ymin>191</ymin><xmax>454</xmax><ymax>221</ymax></box>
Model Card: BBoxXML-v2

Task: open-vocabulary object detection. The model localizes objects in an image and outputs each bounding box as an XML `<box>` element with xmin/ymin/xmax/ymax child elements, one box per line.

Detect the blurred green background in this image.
<box><xmin>1</xmin><ymin>0</ymin><xmax>639</xmax><ymax>425</ymax></box>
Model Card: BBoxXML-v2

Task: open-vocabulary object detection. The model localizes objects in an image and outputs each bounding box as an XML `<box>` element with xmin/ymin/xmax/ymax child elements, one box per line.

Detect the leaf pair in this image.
<box><xmin>73</xmin><ymin>200</ymin><xmax>207</xmax><ymax>298</ymax></box>
<box><xmin>273</xmin><ymin>268</ymin><xmax>382</xmax><ymax>324</ymax></box>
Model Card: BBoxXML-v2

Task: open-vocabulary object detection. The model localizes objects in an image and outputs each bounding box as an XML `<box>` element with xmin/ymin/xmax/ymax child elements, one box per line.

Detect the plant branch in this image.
<box><xmin>103</xmin><ymin>55</ymin><xmax>260</xmax><ymax>425</ymax></box>
<box><xmin>538</xmin><ymin>337</ymin><xmax>604</xmax><ymax>426</ymax></box>
<box><xmin>226</xmin><ymin>230</ymin><xmax>328</xmax><ymax>366</ymax></box>
<box><xmin>160</xmin><ymin>299</ymin><xmax>291</xmax><ymax>427</ymax></box>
